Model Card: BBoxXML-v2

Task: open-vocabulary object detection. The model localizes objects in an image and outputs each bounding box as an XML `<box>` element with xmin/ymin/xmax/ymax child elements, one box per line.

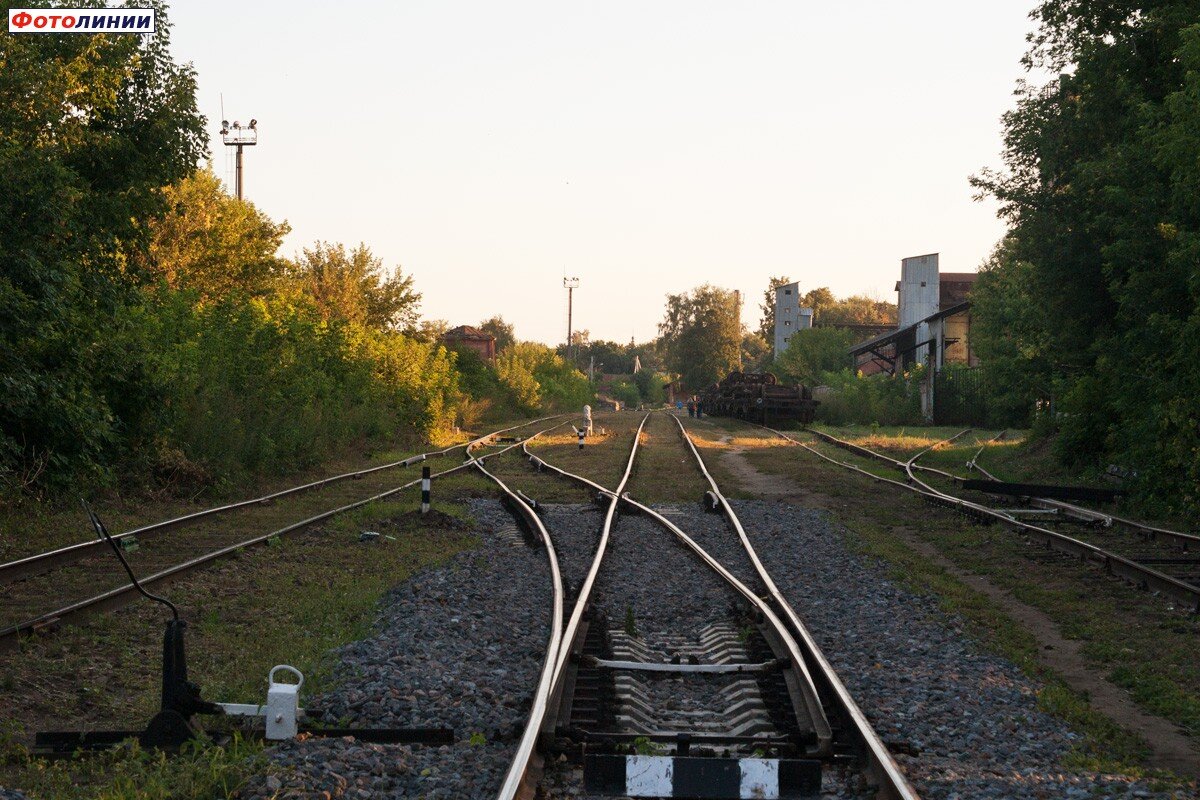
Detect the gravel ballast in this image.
<box><xmin>237</xmin><ymin>482</ymin><xmax>1193</xmax><ymax>799</ymax></box>
<box><xmin>239</xmin><ymin>499</ymin><xmax>553</xmax><ymax>799</ymax></box>
<box><xmin>534</xmin><ymin>500</ymin><xmax>871</xmax><ymax>799</ymax></box>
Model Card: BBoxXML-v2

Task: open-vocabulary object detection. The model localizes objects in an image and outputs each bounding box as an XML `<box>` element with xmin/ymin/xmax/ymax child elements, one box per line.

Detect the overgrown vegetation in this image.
<box><xmin>0</xmin><ymin>10</ymin><xmax>583</xmax><ymax>506</ymax></box>
<box><xmin>772</xmin><ymin>328</ymin><xmax>858</xmax><ymax>386</ymax></box>
<box><xmin>0</xmin><ymin>487</ymin><xmax>482</xmax><ymax>798</ymax></box>
<box><xmin>811</xmin><ymin>370</ymin><xmax>923</xmax><ymax>425</ymax></box>
<box><xmin>971</xmin><ymin>1</ymin><xmax>1200</xmax><ymax>521</ymax></box>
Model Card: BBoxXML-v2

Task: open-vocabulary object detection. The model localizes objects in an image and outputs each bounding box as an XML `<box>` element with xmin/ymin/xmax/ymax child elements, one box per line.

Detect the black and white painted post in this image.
<box><xmin>420</xmin><ymin>466</ymin><xmax>431</xmax><ymax>514</ymax></box>
<box><xmin>578</xmin><ymin>428</ymin><xmax>586</xmax><ymax>450</ymax></box>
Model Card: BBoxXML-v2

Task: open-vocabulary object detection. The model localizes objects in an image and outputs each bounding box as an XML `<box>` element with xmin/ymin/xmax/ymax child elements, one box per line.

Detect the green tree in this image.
<box><xmin>773</xmin><ymin>328</ymin><xmax>857</xmax><ymax>385</ymax></box>
<box><xmin>801</xmin><ymin>287</ymin><xmax>895</xmax><ymax>326</ymax></box>
<box><xmin>741</xmin><ymin>332</ymin><xmax>771</xmax><ymax>372</ymax></box>
<box><xmin>285</xmin><ymin>242</ymin><xmax>421</xmax><ymax>331</ymax></box>
<box><xmin>479</xmin><ymin>315</ymin><xmax>516</xmax><ymax>354</ymax></box>
<box><xmin>658</xmin><ymin>285</ymin><xmax>742</xmax><ymax>391</ymax></box>
<box><xmin>495</xmin><ymin>342</ymin><xmax>593</xmax><ymax>413</ymax></box>
<box><xmin>972</xmin><ymin>1</ymin><xmax>1200</xmax><ymax>516</ymax></box>
<box><xmin>968</xmin><ymin>238</ymin><xmax>1055</xmax><ymax>426</ymax></box>
<box><xmin>145</xmin><ymin>167</ymin><xmax>290</xmax><ymax>297</ymax></box>
<box><xmin>799</xmin><ymin>287</ymin><xmax>835</xmax><ymax>319</ymax></box>
<box><xmin>632</xmin><ymin>369</ymin><xmax>666</xmax><ymax>404</ymax></box>
<box><xmin>572</xmin><ymin>339</ymin><xmax>635</xmax><ymax>375</ymax></box>
<box><xmin>411</xmin><ymin>319</ymin><xmax>450</xmax><ymax>343</ymax></box>
<box><xmin>630</xmin><ymin>340</ymin><xmax>665</xmax><ymax>373</ymax></box>
<box><xmin>0</xmin><ymin>2</ymin><xmax>206</xmax><ymax>494</ymax></box>
<box><xmin>610</xmin><ymin>379</ymin><xmax>642</xmax><ymax>408</ymax></box>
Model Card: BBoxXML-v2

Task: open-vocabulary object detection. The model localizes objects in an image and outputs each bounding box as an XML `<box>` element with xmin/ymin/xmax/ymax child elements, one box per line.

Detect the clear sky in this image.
<box><xmin>169</xmin><ymin>1</ymin><xmax>1039</xmax><ymax>345</ymax></box>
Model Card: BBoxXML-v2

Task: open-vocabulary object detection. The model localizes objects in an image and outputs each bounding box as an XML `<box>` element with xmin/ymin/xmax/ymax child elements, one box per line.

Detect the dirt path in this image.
<box><xmin>719</xmin><ymin>442</ymin><xmax>1200</xmax><ymax>779</ymax></box>
<box><xmin>716</xmin><ymin>436</ymin><xmax>801</xmax><ymax>497</ymax></box>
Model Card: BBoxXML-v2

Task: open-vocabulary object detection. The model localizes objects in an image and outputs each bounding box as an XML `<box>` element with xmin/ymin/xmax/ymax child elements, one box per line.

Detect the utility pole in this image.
<box><xmin>564</xmin><ymin>276</ymin><xmax>580</xmax><ymax>362</ymax></box>
<box><xmin>733</xmin><ymin>289</ymin><xmax>743</xmax><ymax>369</ymax></box>
<box><xmin>220</xmin><ymin>118</ymin><xmax>258</xmax><ymax>200</ymax></box>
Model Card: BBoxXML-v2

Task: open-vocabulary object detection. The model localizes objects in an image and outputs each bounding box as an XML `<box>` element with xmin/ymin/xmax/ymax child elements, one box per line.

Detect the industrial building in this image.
<box><xmin>772</xmin><ymin>281</ymin><xmax>813</xmax><ymax>356</ymax></box>
<box><xmin>850</xmin><ymin>253</ymin><xmax>977</xmax><ymax>376</ymax></box>
<box><xmin>442</xmin><ymin>325</ymin><xmax>497</xmax><ymax>364</ymax></box>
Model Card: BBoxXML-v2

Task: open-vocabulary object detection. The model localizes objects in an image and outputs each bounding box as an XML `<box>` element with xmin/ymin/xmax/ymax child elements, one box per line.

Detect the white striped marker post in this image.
<box><xmin>421</xmin><ymin>466</ymin><xmax>431</xmax><ymax>514</ymax></box>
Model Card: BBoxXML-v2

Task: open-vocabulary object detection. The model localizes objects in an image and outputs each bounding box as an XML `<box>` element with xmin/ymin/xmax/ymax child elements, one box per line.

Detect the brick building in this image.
<box><xmin>442</xmin><ymin>325</ymin><xmax>496</xmax><ymax>364</ymax></box>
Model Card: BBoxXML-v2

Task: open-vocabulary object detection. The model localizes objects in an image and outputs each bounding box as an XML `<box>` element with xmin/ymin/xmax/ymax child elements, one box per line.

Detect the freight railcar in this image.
<box><xmin>699</xmin><ymin>371</ymin><xmax>818</xmax><ymax>425</ymax></box>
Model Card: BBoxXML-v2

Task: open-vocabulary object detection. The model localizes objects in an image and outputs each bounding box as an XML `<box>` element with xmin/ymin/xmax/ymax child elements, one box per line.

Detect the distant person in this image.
<box><xmin>676</xmin><ymin>400</ymin><xmax>684</xmax><ymax>411</ymax></box>
<box><xmin>696</xmin><ymin>400</ymin><xmax>703</xmax><ymax>418</ymax></box>
<box><xmin>687</xmin><ymin>400</ymin><xmax>695</xmax><ymax>418</ymax></box>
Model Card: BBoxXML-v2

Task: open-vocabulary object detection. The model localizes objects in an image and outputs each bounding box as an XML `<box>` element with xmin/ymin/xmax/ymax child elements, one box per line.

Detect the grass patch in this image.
<box><xmin>489</xmin><ymin>413</ymin><xmax>640</xmax><ymax>502</ymax></box>
<box><xmin>625</xmin><ymin>413</ymin><xmax>711</xmax><ymax>503</ymax></box>
<box><xmin>0</xmin><ymin>731</ymin><xmax>276</xmax><ymax>800</ymax></box>
<box><xmin>0</xmin><ymin>416</ymin><xmax>542</xmax><ymax>565</ymax></box>
<box><xmin>812</xmin><ymin>424</ymin><xmax>993</xmax><ymax>458</ymax></box>
<box><xmin>0</xmin><ymin>486</ymin><xmax>481</xmax><ymax>797</ymax></box>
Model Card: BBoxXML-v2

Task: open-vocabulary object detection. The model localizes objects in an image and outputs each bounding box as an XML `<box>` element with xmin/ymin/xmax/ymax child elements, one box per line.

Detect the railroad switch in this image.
<box><xmin>36</xmin><ymin>503</ymin><xmax>456</xmax><ymax>757</ymax></box>
<box><xmin>516</xmin><ymin>489</ymin><xmax>542</xmax><ymax>514</ymax></box>
<box><xmin>34</xmin><ymin>617</ymin><xmax>226</xmax><ymax>754</ymax></box>
<box><xmin>266</xmin><ymin>666</ymin><xmax>302</xmax><ymax>739</ymax></box>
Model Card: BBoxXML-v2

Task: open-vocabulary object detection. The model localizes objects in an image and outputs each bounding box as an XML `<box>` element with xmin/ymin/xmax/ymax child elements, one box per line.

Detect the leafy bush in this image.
<box><xmin>142</xmin><ymin>289</ymin><xmax>459</xmax><ymax>487</ymax></box>
<box><xmin>610</xmin><ymin>380</ymin><xmax>642</xmax><ymax>408</ymax></box>
<box><xmin>773</xmin><ymin>328</ymin><xmax>857</xmax><ymax>386</ymax></box>
<box><xmin>529</xmin><ymin>346</ymin><xmax>594</xmax><ymax>411</ymax></box>
<box><xmin>633</xmin><ymin>370</ymin><xmax>666</xmax><ymax>405</ymax></box>
<box><xmin>814</xmin><ymin>369</ymin><xmax>923</xmax><ymax>426</ymax></box>
<box><xmin>496</xmin><ymin>345</ymin><xmax>543</xmax><ymax>413</ymax></box>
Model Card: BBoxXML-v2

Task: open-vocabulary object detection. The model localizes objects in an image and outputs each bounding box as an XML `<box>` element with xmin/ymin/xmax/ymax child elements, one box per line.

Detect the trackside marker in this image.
<box><xmin>420</xmin><ymin>466</ymin><xmax>431</xmax><ymax>514</ymax></box>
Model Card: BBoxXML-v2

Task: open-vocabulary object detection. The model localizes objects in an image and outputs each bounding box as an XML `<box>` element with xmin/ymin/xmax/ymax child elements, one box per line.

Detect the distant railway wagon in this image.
<box><xmin>700</xmin><ymin>371</ymin><xmax>818</xmax><ymax>425</ymax></box>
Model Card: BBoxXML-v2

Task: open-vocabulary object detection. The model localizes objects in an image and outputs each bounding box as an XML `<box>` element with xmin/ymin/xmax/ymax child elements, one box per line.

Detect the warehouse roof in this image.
<box><xmin>848</xmin><ymin>301</ymin><xmax>970</xmax><ymax>357</ymax></box>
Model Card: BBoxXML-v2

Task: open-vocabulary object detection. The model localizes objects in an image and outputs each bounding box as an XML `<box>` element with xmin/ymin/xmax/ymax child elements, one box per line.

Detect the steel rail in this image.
<box><xmin>542</xmin><ymin>415</ymin><xmax>649</xmax><ymax>694</ymax></box>
<box><xmin>907</xmin><ymin>430</ymin><xmax>1200</xmax><ymax>562</ymax></box>
<box><xmin>751</xmin><ymin>424</ymin><xmax>1200</xmax><ymax>613</ymax></box>
<box><xmin>0</xmin><ymin>424</ymin><xmax>566</xmax><ymax>650</ymax></box>
<box><xmin>518</xmin><ymin>428</ymin><xmax>835</xmax><ymax>757</ymax></box>
<box><xmin>0</xmin><ymin>415</ymin><xmax>566</xmax><ymax>586</ymax></box>
<box><xmin>952</xmin><ymin>431</ymin><xmax>1109</xmax><ymax>526</ymax></box>
<box><xmin>966</xmin><ymin>430</ymin><xmax>1007</xmax><ymax>474</ymax></box>
<box><xmin>673</xmin><ymin>415</ymin><xmax>918</xmax><ymax>800</ymax></box>
<box><xmin>969</xmin><ymin>438</ymin><xmax>1200</xmax><ymax>550</ymax></box>
<box><xmin>468</xmin><ymin>448</ymin><xmax>566</xmax><ymax>800</ymax></box>
<box><xmin>901</xmin><ymin>429</ymin><xmax>982</xmax><ymax>500</ymax></box>
<box><xmin>807</xmin><ymin>426</ymin><xmax>965</xmax><ymax>483</ymax></box>
<box><xmin>814</xmin><ymin>426</ymin><xmax>1196</xmax><ymax>550</ymax></box>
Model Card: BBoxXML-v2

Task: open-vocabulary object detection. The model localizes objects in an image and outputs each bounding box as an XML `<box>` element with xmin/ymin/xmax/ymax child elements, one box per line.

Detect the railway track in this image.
<box><xmin>964</xmin><ymin>435</ymin><xmax>1200</xmax><ymax>585</ymax></box>
<box><xmin>481</xmin><ymin>411</ymin><xmax>916</xmax><ymax>800</ymax></box>
<box><xmin>0</xmin><ymin>416</ymin><xmax>567</xmax><ymax>650</ymax></box>
<box><xmin>766</xmin><ymin>425</ymin><xmax>1200</xmax><ymax>613</ymax></box>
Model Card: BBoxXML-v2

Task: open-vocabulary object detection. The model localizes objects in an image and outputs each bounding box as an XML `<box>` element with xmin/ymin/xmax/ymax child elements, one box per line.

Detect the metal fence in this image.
<box><xmin>932</xmin><ymin>366</ymin><xmax>990</xmax><ymax>426</ymax></box>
